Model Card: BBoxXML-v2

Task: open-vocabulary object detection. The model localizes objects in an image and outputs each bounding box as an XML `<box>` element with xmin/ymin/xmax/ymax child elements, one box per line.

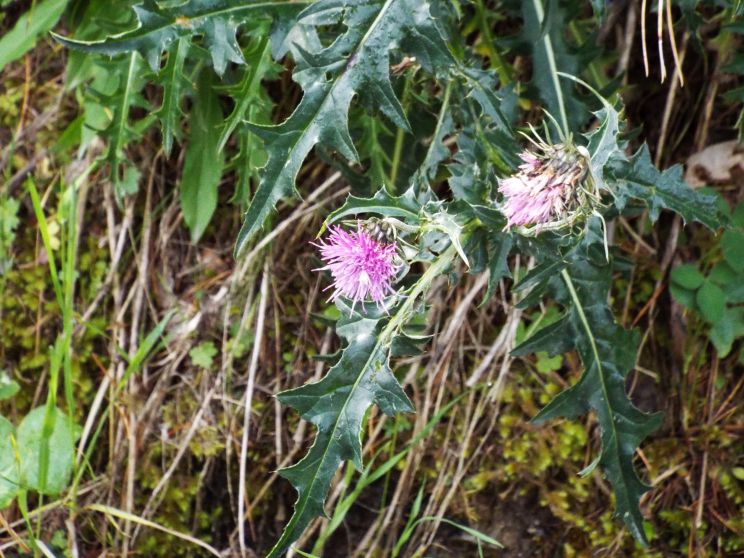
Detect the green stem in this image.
<box><xmin>388</xmin><ymin>75</ymin><xmax>412</xmax><ymax>189</ymax></box>
<box><xmin>532</xmin><ymin>0</ymin><xmax>569</xmax><ymax>136</ymax></box>
<box><xmin>474</xmin><ymin>0</ymin><xmax>513</xmax><ymax>85</ymax></box>
<box><xmin>380</xmin><ymin>243</ymin><xmax>457</xmax><ymax>343</ymax></box>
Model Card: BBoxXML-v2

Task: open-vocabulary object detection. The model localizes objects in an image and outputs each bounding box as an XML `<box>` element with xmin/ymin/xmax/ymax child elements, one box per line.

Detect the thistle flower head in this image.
<box><xmin>314</xmin><ymin>224</ymin><xmax>398</xmax><ymax>306</ymax></box>
<box><xmin>499</xmin><ymin>141</ymin><xmax>590</xmax><ymax>233</ymax></box>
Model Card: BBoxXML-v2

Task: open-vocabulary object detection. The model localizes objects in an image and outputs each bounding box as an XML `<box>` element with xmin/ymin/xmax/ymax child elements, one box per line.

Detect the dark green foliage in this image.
<box><xmin>517</xmin><ymin>222</ymin><xmax>663</xmax><ymax>544</ymax></box>
<box><xmin>48</xmin><ymin>0</ymin><xmax>729</xmax><ymax>555</ymax></box>
<box><xmin>233</xmin><ymin>0</ymin><xmax>455</xmax><ymax>255</ymax></box>
<box><xmin>52</xmin><ymin>0</ymin><xmax>302</xmax><ymax>75</ymax></box>
<box><xmin>670</xmin><ymin>203</ymin><xmax>744</xmax><ymax>358</ymax></box>
<box><xmin>270</xmin><ymin>301</ymin><xmax>413</xmax><ymax>558</ymax></box>
<box><xmin>610</xmin><ymin>145</ymin><xmax>722</xmax><ymax>230</ymax></box>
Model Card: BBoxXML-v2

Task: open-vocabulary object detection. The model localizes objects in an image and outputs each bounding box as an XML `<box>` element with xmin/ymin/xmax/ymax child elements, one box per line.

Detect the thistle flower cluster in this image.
<box><xmin>498</xmin><ymin>142</ymin><xmax>591</xmax><ymax>232</ymax></box>
<box><xmin>314</xmin><ymin>225</ymin><xmax>398</xmax><ymax>306</ymax></box>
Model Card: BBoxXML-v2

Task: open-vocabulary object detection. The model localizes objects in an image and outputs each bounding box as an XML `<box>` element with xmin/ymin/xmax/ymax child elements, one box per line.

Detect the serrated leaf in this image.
<box><xmin>481</xmin><ymin>232</ymin><xmax>513</xmax><ymax>305</ymax></box>
<box><xmin>585</xmin><ymin>103</ymin><xmax>621</xmax><ymax>192</ymax></box>
<box><xmin>217</xmin><ymin>34</ymin><xmax>276</xmax><ymax>152</ymax></box>
<box><xmin>52</xmin><ymin>0</ymin><xmax>303</xmax><ymax>75</ymax></box>
<box><xmin>157</xmin><ymin>37</ymin><xmax>188</xmax><ymax>156</ymax></box>
<box><xmin>269</xmin><ymin>304</ymin><xmax>413</xmax><ymax>558</ymax></box>
<box><xmin>528</xmin><ymin>221</ymin><xmax>662</xmax><ymax>546</ymax></box>
<box><xmin>91</xmin><ymin>52</ymin><xmax>151</xmax><ymax>197</ymax></box>
<box><xmin>180</xmin><ymin>70</ymin><xmax>225</xmax><ymax>243</ymax></box>
<box><xmin>234</xmin><ymin>0</ymin><xmax>454</xmax><ymax>256</ymax></box>
<box><xmin>611</xmin><ymin>145</ymin><xmax>722</xmax><ymax>230</ymax></box>
<box><xmin>512</xmin><ymin>314</ymin><xmax>574</xmax><ymax>357</ymax></box>
<box><xmin>325</xmin><ymin>187</ymin><xmax>422</xmax><ymax>229</ymax></box>
<box><xmin>411</xmin><ymin>85</ymin><xmax>454</xmax><ymax>193</ymax></box>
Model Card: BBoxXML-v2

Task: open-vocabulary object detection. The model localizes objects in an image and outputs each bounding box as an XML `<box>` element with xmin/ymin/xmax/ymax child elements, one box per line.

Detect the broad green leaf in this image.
<box><xmin>696</xmin><ymin>281</ymin><xmax>726</xmax><ymax>324</ymax></box>
<box><xmin>527</xmin><ymin>221</ymin><xmax>662</xmax><ymax>546</ymax></box>
<box><xmin>0</xmin><ymin>416</ymin><xmax>20</xmax><ymax>508</ymax></box>
<box><xmin>0</xmin><ymin>371</ymin><xmax>20</xmax><ymax>401</ymax></box>
<box><xmin>0</xmin><ymin>0</ymin><xmax>67</xmax><ymax>72</ymax></box>
<box><xmin>180</xmin><ymin>70</ymin><xmax>225</xmax><ymax>243</ymax></box>
<box><xmin>670</xmin><ymin>264</ymin><xmax>705</xmax><ymax>290</ymax></box>
<box><xmin>708</xmin><ymin>262</ymin><xmax>738</xmax><ymax>286</ymax></box>
<box><xmin>709</xmin><ymin>307</ymin><xmax>744</xmax><ymax>357</ymax></box>
<box><xmin>234</xmin><ymin>0</ymin><xmax>454</xmax><ymax>256</ymax></box>
<box><xmin>610</xmin><ymin>145</ymin><xmax>722</xmax><ymax>230</ymax></box>
<box><xmin>721</xmin><ymin>230</ymin><xmax>744</xmax><ymax>272</ymax></box>
<box><xmin>269</xmin><ymin>302</ymin><xmax>413</xmax><ymax>558</ymax></box>
<box><xmin>53</xmin><ymin>0</ymin><xmax>305</xmax><ymax>75</ymax></box>
<box><xmin>669</xmin><ymin>283</ymin><xmax>697</xmax><ymax>311</ymax></box>
<box><xmin>17</xmin><ymin>407</ymin><xmax>76</xmax><ymax>496</ymax></box>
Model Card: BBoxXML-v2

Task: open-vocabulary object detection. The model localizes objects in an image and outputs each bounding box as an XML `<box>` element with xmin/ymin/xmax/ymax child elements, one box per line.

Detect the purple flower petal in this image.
<box><xmin>314</xmin><ymin>225</ymin><xmax>398</xmax><ymax>306</ymax></box>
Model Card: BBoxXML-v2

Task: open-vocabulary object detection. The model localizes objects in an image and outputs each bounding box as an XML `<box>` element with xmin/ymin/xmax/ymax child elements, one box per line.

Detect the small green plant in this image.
<box><xmin>670</xmin><ymin>203</ymin><xmax>744</xmax><ymax>359</ymax></box>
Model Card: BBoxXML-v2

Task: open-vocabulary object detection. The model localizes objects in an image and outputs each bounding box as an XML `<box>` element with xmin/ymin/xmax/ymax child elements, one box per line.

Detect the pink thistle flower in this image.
<box><xmin>498</xmin><ymin>143</ymin><xmax>588</xmax><ymax>230</ymax></box>
<box><xmin>314</xmin><ymin>225</ymin><xmax>398</xmax><ymax>307</ymax></box>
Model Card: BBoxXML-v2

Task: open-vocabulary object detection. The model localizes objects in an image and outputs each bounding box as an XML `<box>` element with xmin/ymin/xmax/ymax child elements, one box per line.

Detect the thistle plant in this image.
<box><xmin>45</xmin><ymin>0</ymin><xmax>728</xmax><ymax>556</ymax></box>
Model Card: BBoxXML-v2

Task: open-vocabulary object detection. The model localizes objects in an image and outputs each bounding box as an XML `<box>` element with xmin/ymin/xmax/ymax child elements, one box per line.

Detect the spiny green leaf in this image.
<box><xmin>269</xmin><ymin>303</ymin><xmax>413</xmax><ymax>558</ymax></box>
<box><xmin>511</xmin><ymin>313</ymin><xmax>573</xmax><ymax>357</ymax></box>
<box><xmin>87</xmin><ymin>52</ymin><xmax>152</xmax><ymax>197</ymax></box>
<box><xmin>217</xmin><ymin>33</ymin><xmax>277</xmax><ymax>152</ymax></box>
<box><xmin>157</xmin><ymin>37</ymin><xmax>188</xmax><ymax>156</ymax></box>
<box><xmin>526</xmin><ymin>221</ymin><xmax>662</xmax><ymax>546</ymax></box>
<box><xmin>610</xmin><ymin>145</ymin><xmax>722</xmax><ymax>230</ymax></box>
<box><xmin>585</xmin><ymin>104</ymin><xmax>622</xmax><ymax>192</ymax></box>
<box><xmin>325</xmin><ymin>187</ymin><xmax>423</xmax><ymax>229</ymax></box>
<box><xmin>234</xmin><ymin>0</ymin><xmax>454</xmax><ymax>256</ymax></box>
<box><xmin>481</xmin><ymin>232</ymin><xmax>513</xmax><ymax>306</ymax></box>
<box><xmin>52</xmin><ymin>0</ymin><xmax>305</xmax><ymax>75</ymax></box>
